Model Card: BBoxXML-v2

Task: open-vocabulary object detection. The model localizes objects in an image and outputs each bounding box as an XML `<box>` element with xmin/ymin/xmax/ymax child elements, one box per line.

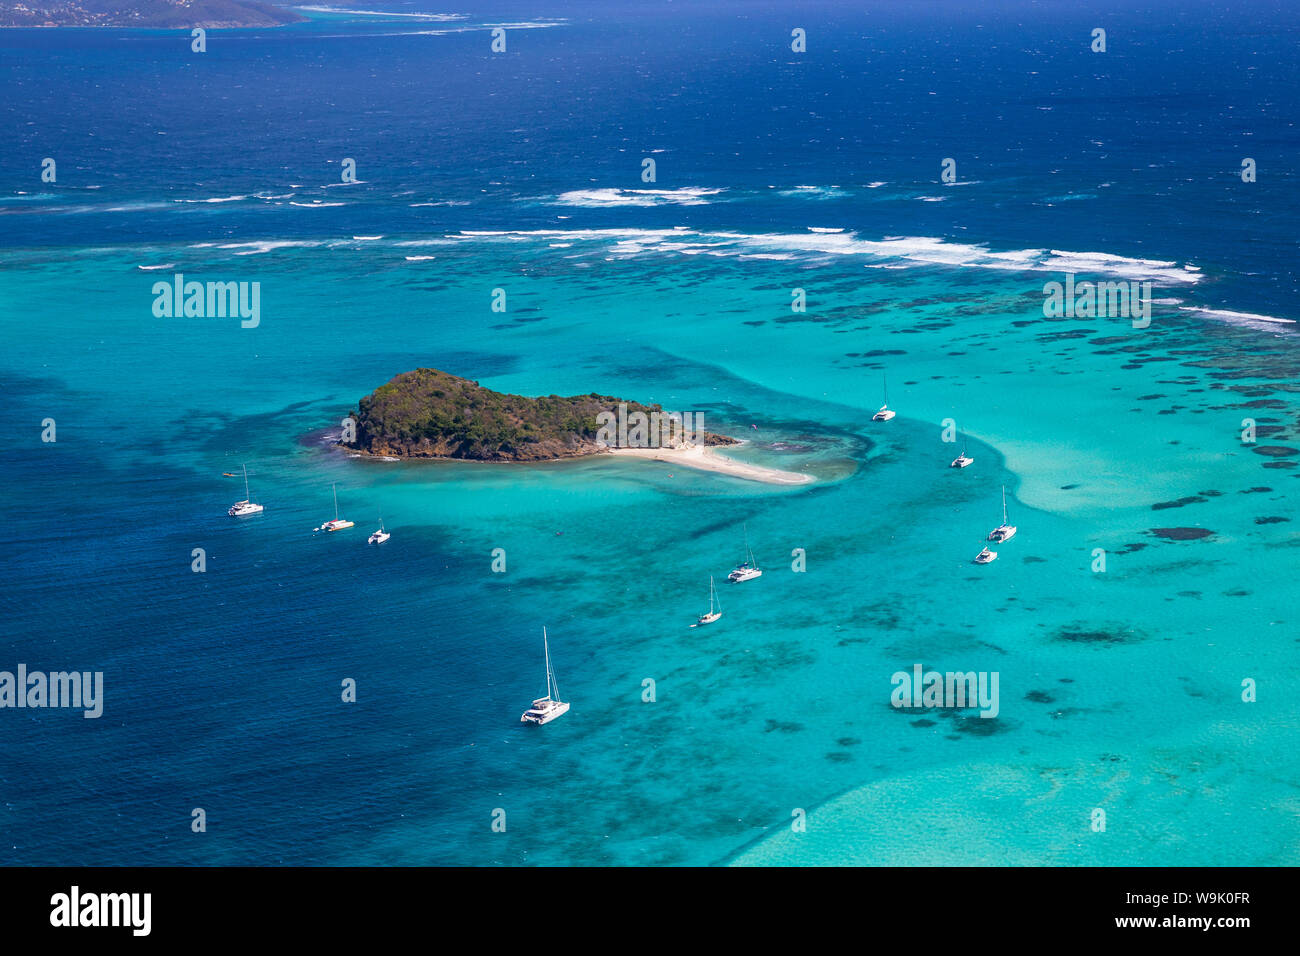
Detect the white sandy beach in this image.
<box><xmin>606</xmin><ymin>443</ymin><xmax>814</xmax><ymax>485</ymax></box>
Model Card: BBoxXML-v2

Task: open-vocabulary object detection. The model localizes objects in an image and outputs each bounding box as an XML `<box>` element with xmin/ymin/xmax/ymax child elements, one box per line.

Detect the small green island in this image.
<box><xmin>342</xmin><ymin>367</ymin><xmax>736</xmax><ymax>462</ymax></box>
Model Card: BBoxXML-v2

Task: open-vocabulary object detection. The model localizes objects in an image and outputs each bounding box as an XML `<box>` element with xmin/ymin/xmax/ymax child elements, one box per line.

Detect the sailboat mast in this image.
<box><xmin>243</xmin><ymin>463</ymin><xmax>250</xmax><ymax>500</ymax></box>
<box><xmin>333</xmin><ymin>483</ymin><xmax>339</xmax><ymax>521</ymax></box>
<box><xmin>1002</xmin><ymin>485</ymin><xmax>1008</xmax><ymax>524</ymax></box>
<box><xmin>543</xmin><ymin>627</ymin><xmax>559</xmax><ymax>700</ymax></box>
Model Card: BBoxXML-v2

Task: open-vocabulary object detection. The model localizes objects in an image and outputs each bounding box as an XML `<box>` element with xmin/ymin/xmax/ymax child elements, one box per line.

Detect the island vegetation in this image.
<box><xmin>343</xmin><ymin>367</ymin><xmax>735</xmax><ymax>462</ymax></box>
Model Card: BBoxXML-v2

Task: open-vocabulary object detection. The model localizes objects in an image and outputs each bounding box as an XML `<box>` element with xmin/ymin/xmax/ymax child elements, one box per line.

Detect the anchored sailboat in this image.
<box><xmin>227</xmin><ymin>463</ymin><xmax>264</xmax><ymax>516</ymax></box>
<box><xmin>987</xmin><ymin>486</ymin><xmax>1017</xmax><ymax>542</ymax></box>
<box><xmin>872</xmin><ymin>374</ymin><xmax>896</xmax><ymax>421</ymax></box>
<box><xmin>316</xmin><ymin>483</ymin><xmax>354</xmax><ymax>532</ymax></box>
<box><xmin>521</xmin><ymin>627</ymin><xmax>569</xmax><ymax>726</ymax></box>
<box><xmin>728</xmin><ymin>523</ymin><xmax>763</xmax><ymax>582</ymax></box>
<box><xmin>368</xmin><ymin>516</ymin><xmax>390</xmax><ymax>545</ymax></box>
<box><xmin>693</xmin><ymin>575</ymin><xmax>722</xmax><ymax>626</ymax></box>
<box><xmin>950</xmin><ymin>442</ymin><xmax>974</xmax><ymax>468</ymax></box>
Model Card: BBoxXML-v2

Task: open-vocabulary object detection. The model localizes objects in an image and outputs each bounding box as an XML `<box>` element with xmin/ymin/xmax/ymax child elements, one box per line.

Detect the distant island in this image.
<box><xmin>343</xmin><ymin>368</ymin><xmax>737</xmax><ymax>462</ymax></box>
<box><xmin>0</xmin><ymin>0</ymin><xmax>306</xmax><ymax>28</ymax></box>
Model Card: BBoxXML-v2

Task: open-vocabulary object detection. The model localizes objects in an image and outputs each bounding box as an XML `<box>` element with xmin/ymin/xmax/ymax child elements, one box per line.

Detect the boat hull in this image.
<box><xmin>728</xmin><ymin>568</ymin><xmax>763</xmax><ymax>582</ymax></box>
<box><xmin>521</xmin><ymin>700</ymin><xmax>570</xmax><ymax>725</ymax></box>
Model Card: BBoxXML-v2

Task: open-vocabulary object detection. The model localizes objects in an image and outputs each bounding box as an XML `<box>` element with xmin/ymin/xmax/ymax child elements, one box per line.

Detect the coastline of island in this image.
<box><xmin>0</xmin><ymin>1</ymin><xmax>306</xmax><ymax>29</ymax></box>
<box><xmin>334</xmin><ymin>366</ymin><xmax>816</xmax><ymax>487</ymax></box>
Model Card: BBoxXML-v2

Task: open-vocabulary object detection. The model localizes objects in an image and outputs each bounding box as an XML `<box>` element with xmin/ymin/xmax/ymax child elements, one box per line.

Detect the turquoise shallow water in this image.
<box><xmin>3</xmin><ymin>230</ymin><xmax>1298</xmax><ymax>865</ymax></box>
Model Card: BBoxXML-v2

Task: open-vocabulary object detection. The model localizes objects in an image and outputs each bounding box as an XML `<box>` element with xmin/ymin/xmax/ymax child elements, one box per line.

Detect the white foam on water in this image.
<box><xmin>778</xmin><ymin>185</ymin><xmax>848</xmax><ymax>199</ymax></box>
<box><xmin>293</xmin><ymin>7</ymin><xmax>466</xmax><ymax>19</ymax></box>
<box><xmin>1041</xmin><ymin>250</ymin><xmax>1197</xmax><ymax>284</ymax></box>
<box><xmin>438</xmin><ymin>227</ymin><xmax>1202</xmax><ymax>285</ymax></box>
<box><xmin>215</xmin><ymin>240</ymin><xmax>321</xmax><ymax>256</ymax></box>
<box><xmin>552</xmin><ymin>187</ymin><xmax>724</xmax><ymax>207</ymax></box>
<box><xmin>1178</xmin><ymin>306</ymin><xmax>1295</xmax><ymax>326</ymax></box>
<box><xmin>205</xmin><ymin>226</ymin><xmax>1211</xmax><ymax>295</ymax></box>
<box><xmin>173</xmin><ymin>195</ymin><xmax>249</xmax><ymax>204</ymax></box>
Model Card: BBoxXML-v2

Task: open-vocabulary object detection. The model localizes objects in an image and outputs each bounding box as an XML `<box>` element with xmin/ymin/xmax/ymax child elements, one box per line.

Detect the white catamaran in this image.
<box><xmin>950</xmin><ymin>443</ymin><xmax>974</xmax><ymax>468</ymax></box>
<box><xmin>987</xmin><ymin>485</ymin><xmax>1017</xmax><ymax>543</ymax></box>
<box><xmin>227</xmin><ymin>463</ymin><xmax>264</xmax><ymax>517</ymax></box>
<box><xmin>521</xmin><ymin>627</ymin><xmax>569</xmax><ymax>726</ymax></box>
<box><xmin>728</xmin><ymin>524</ymin><xmax>763</xmax><ymax>582</ymax></box>
<box><xmin>316</xmin><ymin>483</ymin><xmax>354</xmax><ymax>532</ymax></box>
<box><xmin>872</xmin><ymin>374</ymin><xmax>896</xmax><ymax>421</ymax></box>
<box><xmin>693</xmin><ymin>575</ymin><xmax>722</xmax><ymax>626</ymax></box>
<box><xmin>368</xmin><ymin>516</ymin><xmax>390</xmax><ymax>545</ymax></box>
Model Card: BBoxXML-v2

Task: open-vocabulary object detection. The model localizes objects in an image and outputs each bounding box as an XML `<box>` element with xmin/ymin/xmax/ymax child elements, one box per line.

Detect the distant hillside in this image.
<box><xmin>345</xmin><ymin>368</ymin><xmax>735</xmax><ymax>462</ymax></box>
<box><xmin>0</xmin><ymin>0</ymin><xmax>306</xmax><ymax>27</ymax></box>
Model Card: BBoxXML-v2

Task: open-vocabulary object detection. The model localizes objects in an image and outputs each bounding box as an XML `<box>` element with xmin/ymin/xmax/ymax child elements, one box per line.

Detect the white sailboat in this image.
<box><xmin>950</xmin><ymin>443</ymin><xmax>974</xmax><ymax>468</ymax></box>
<box><xmin>974</xmin><ymin>545</ymin><xmax>998</xmax><ymax>564</ymax></box>
<box><xmin>987</xmin><ymin>486</ymin><xmax>1017</xmax><ymax>542</ymax></box>
<box><xmin>728</xmin><ymin>524</ymin><xmax>763</xmax><ymax>582</ymax></box>
<box><xmin>368</xmin><ymin>516</ymin><xmax>390</xmax><ymax>545</ymax></box>
<box><xmin>872</xmin><ymin>374</ymin><xmax>896</xmax><ymax>421</ymax></box>
<box><xmin>521</xmin><ymin>627</ymin><xmax>569</xmax><ymax>726</ymax></box>
<box><xmin>316</xmin><ymin>483</ymin><xmax>354</xmax><ymax>532</ymax></box>
<box><xmin>227</xmin><ymin>463</ymin><xmax>264</xmax><ymax>516</ymax></box>
<box><xmin>693</xmin><ymin>575</ymin><xmax>722</xmax><ymax>626</ymax></box>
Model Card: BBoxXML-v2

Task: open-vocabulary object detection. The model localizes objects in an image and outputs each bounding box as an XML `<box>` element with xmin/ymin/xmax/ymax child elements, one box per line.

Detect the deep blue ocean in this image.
<box><xmin>2</xmin><ymin>0</ymin><xmax>1299</xmax><ymax>865</ymax></box>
